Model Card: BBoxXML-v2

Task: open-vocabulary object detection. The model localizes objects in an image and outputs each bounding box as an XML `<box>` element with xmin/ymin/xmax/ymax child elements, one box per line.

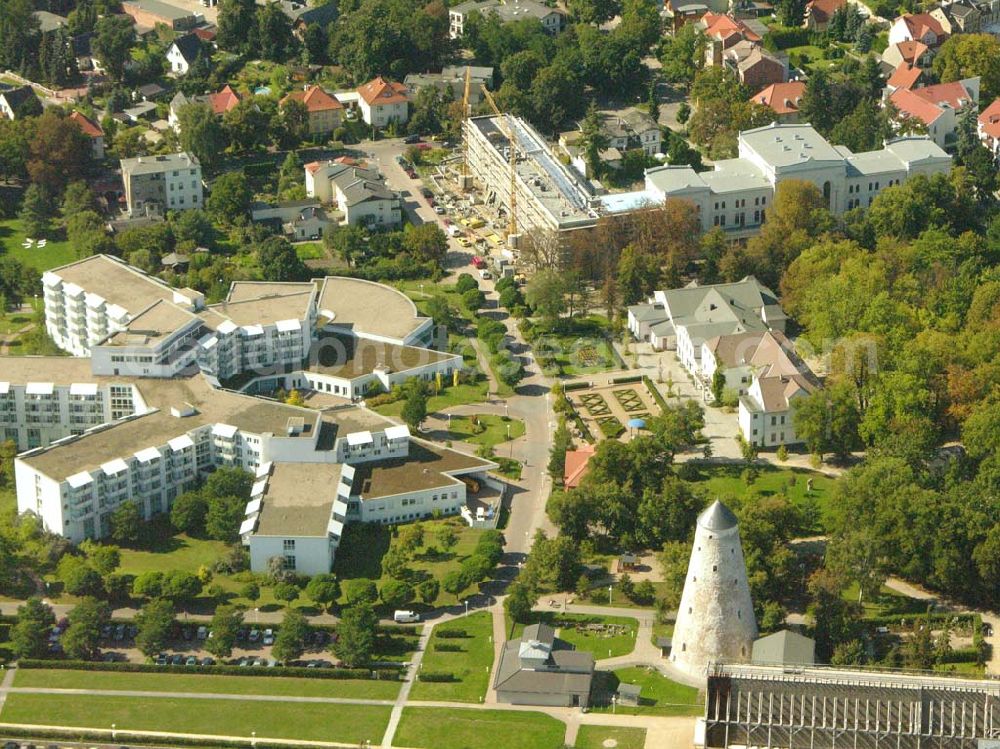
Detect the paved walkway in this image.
<box><xmin>0</xmin><ymin>723</ymin><xmax>371</xmax><ymax>749</ymax></box>
<box><xmin>381</xmin><ymin>612</ymin><xmax>439</xmax><ymax>748</ymax></box>
<box><xmin>484</xmin><ymin>601</ymin><xmax>507</xmax><ymax>705</ymax></box>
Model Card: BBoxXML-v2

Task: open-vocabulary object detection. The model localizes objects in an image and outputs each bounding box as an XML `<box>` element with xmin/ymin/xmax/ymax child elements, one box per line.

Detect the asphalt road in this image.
<box><xmin>365</xmin><ymin>138</ymin><xmax>557</xmax><ymax>558</ymax></box>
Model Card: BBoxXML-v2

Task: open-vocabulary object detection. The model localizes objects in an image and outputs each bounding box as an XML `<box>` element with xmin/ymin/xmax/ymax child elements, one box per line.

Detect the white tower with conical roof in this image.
<box><xmin>670</xmin><ymin>499</ymin><xmax>757</xmax><ymax>679</ymax></box>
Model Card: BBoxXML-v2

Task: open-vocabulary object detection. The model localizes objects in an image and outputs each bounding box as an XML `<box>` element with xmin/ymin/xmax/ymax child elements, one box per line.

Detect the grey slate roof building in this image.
<box><xmin>494</xmin><ymin>622</ymin><xmax>595</xmax><ymax>707</ymax></box>
<box><xmin>0</xmin><ymin>86</ymin><xmax>42</xmax><ymax>120</ymax></box>
<box><xmin>170</xmin><ymin>32</ymin><xmax>203</xmax><ymax>65</ymax></box>
<box><xmin>751</xmin><ymin>629</ymin><xmax>816</xmax><ymax>666</ymax></box>
<box><xmin>278</xmin><ymin>0</ymin><xmax>339</xmax><ymax>26</ymax></box>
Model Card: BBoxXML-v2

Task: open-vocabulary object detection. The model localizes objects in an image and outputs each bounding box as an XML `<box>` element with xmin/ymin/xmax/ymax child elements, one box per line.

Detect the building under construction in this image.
<box><xmin>462</xmin><ymin>114</ymin><xmax>603</xmax><ymax>240</ymax></box>
<box><xmin>702</xmin><ymin>663</ymin><xmax>1000</xmax><ymax>749</ymax></box>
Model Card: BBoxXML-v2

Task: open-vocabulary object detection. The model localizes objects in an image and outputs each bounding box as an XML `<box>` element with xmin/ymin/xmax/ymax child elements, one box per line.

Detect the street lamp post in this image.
<box><xmin>464</xmin><ymin>599</ymin><xmax>469</xmax><ymax>617</ymax></box>
<box><xmin>608</xmin><ymin>585</ymin><xmax>613</xmax><ymax>605</ymax></box>
<box><xmin>252</xmin><ymin>731</ymin><xmax>256</xmax><ymax>747</ymax></box>
<box><xmin>112</xmin><ymin>723</ymin><xmax>116</xmax><ymax>740</ymax></box>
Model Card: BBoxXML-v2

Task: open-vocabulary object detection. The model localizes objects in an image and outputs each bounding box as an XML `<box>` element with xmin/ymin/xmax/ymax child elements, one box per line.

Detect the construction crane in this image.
<box><xmin>480</xmin><ymin>84</ymin><xmax>518</xmax><ymax>239</ymax></box>
<box><xmin>460</xmin><ymin>66</ymin><xmax>472</xmax><ymax>190</ymax></box>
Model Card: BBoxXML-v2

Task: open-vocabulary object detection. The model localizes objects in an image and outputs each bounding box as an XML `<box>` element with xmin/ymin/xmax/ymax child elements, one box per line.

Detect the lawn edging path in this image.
<box><xmin>0</xmin><ymin>691</ymin><xmax>392</xmax><ymax>744</ymax></box>
<box><xmin>12</xmin><ymin>667</ymin><xmax>403</xmax><ymax>700</ymax></box>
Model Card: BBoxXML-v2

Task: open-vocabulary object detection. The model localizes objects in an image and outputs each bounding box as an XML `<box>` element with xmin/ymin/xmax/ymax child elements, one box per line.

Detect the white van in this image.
<box><xmin>394</xmin><ymin>610</ymin><xmax>421</xmax><ymax>623</ymax></box>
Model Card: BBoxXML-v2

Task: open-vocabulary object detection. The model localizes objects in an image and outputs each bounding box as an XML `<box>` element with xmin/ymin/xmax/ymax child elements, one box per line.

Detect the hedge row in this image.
<box><xmin>611</xmin><ymin>375</ymin><xmax>642</xmax><ymax>385</ymax></box>
<box><xmin>563</xmin><ymin>381</ymin><xmax>590</xmax><ymax>392</ymax></box>
<box><xmin>642</xmin><ymin>375</ymin><xmax>669</xmax><ymax>411</ymax></box>
<box><xmin>17</xmin><ymin>659</ymin><xmax>402</xmax><ymax>680</ymax></box>
<box><xmin>864</xmin><ymin>612</ymin><xmax>978</xmax><ymax>628</ymax></box>
<box><xmin>762</xmin><ymin>26</ymin><xmax>811</xmax><ymax>50</ymax></box>
<box><xmin>433</xmin><ymin>643</ymin><xmax>464</xmax><ymax>652</ymax></box>
<box><xmin>938</xmin><ymin>647</ymin><xmax>982</xmax><ymax>665</ymax></box>
<box><xmin>417</xmin><ymin>671</ymin><xmax>456</xmax><ymax>682</ymax></box>
<box><xmin>377</xmin><ymin>624</ymin><xmax>421</xmax><ymax>636</ymax></box>
<box><xmin>435</xmin><ymin>628</ymin><xmax>468</xmax><ymax>638</ymax></box>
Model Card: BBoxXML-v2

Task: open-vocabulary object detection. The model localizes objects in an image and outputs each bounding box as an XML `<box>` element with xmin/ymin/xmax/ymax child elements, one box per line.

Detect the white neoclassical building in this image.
<box><xmin>602</xmin><ymin>123</ymin><xmax>952</xmax><ymax>236</ymax></box>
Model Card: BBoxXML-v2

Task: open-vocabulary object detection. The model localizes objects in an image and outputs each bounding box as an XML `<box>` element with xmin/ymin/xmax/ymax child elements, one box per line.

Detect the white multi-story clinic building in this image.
<box><xmin>10</xmin><ymin>256</ymin><xmax>494</xmax><ymax>574</ymax></box>
<box><xmin>42</xmin><ymin>256</ymin><xmax>459</xmax><ymax>393</ymax></box>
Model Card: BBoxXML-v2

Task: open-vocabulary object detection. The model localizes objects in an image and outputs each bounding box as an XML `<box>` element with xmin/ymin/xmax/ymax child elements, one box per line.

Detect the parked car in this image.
<box><xmin>249</xmin><ymin>628</ymin><xmax>260</xmax><ymax>642</ymax></box>
<box><xmin>197</xmin><ymin>626</ymin><xmax>208</xmax><ymax>640</ymax></box>
<box><xmin>263</xmin><ymin>628</ymin><xmax>275</xmax><ymax>646</ymax></box>
<box><xmin>156</xmin><ymin>653</ymin><xmax>168</xmax><ymax>665</ymax></box>
<box><xmin>434</xmin><ymin>206</ymin><xmax>445</xmax><ymax>214</ymax></box>
<box><xmin>237</xmin><ymin>628</ymin><xmax>248</xmax><ymax>641</ymax></box>
<box><xmin>114</xmin><ymin>624</ymin><xmax>126</xmax><ymax>641</ymax></box>
<box><xmin>394</xmin><ymin>610</ymin><xmax>420</xmax><ymax>623</ymax></box>
<box><xmin>420</xmin><ymin>187</ymin><xmax>433</xmax><ymax>198</ymax></box>
<box><xmin>238</xmin><ymin>657</ymin><xmax>250</xmax><ymax>667</ymax></box>
<box><xmin>403</xmin><ymin>134</ymin><xmax>421</xmax><ymax>144</ymax></box>
<box><xmin>171</xmin><ymin>654</ymin><xmax>184</xmax><ymax>666</ymax></box>
<box><xmin>185</xmin><ymin>655</ymin><xmax>198</xmax><ymax>666</ymax></box>
<box><xmin>182</xmin><ymin>627</ymin><xmax>194</xmax><ymax>641</ymax></box>
<box><xmin>201</xmin><ymin>656</ymin><xmax>215</xmax><ymax>666</ymax></box>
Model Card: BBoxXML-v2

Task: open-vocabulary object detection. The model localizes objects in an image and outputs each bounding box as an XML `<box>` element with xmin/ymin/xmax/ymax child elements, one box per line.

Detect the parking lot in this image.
<box><xmin>53</xmin><ymin>620</ymin><xmax>339</xmax><ymax>668</ymax></box>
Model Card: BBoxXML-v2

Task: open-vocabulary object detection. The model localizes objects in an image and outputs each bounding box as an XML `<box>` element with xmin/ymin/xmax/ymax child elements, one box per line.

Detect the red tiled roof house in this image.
<box><xmin>281</xmin><ymin>85</ymin><xmax>344</xmax><ymax>136</ymax></box>
<box><xmin>69</xmin><ymin>110</ymin><xmax>105</xmax><ymax>160</ymax></box>
<box><xmin>803</xmin><ymin>0</ymin><xmax>846</xmax><ymax>31</ymax></box>
<box><xmin>752</xmin><ymin>81</ymin><xmax>806</xmax><ymax>122</ymax></box>
<box><xmin>357</xmin><ymin>76</ymin><xmax>410</xmax><ymax>129</ymax></box>
<box><xmin>978</xmin><ymin>98</ymin><xmax>1000</xmax><ymax>156</ymax></box>
<box><xmin>889</xmin><ymin>78</ymin><xmax>980</xmax><ymax>148</ymax></box>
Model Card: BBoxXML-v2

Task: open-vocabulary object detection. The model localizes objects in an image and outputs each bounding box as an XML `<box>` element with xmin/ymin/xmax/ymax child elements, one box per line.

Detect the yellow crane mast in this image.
<box><xmin>460</xmin><ymin>66</ymin><xmax>472</xmax><ymax>189</ymax></box>
<box><xmin>480</xmin><ymin>84</ymin><xmax>518</xmax><ymax>239</ymax></box>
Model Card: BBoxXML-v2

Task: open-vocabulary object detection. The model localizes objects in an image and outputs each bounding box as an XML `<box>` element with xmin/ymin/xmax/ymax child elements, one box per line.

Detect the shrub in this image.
<box><xmin>435</xmin><ymin>628</ymin><xmax>468</xmax><ymax>638</ymax></box>
<box><xmin>433</xmin><ymin>642</ymin><xmax>464</xmax><ymax>652</ymax></box>
<box><xmin>417</xmin><ymin>671</ymin><xmax>456</xmax><ymax>682</ymax></box>
<box><xmin>455</xmin><ymin>274</ymin><xmax>478</xmax><ymax>294</ymax></box>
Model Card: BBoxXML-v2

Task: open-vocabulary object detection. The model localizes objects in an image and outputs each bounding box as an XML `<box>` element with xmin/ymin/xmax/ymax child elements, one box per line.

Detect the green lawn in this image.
<box><xmin>372</xmin><ymin>379</ymin><xmax>490</xmax><ymax>419</ymax></box>
<box><xmin>590</xmin><ymin>667</ymin><xmax>702</xmax><ymax>716</ymax></box>
<box><xmin>512</xmin><ymin>613</ymin><xmax>638</xmax><ymax>660</ymax></box>
<box><xmin>493</xmin><ymin>457</ymin><xmax>522</xmax><ymax>480</ymax></box>
<box><xmin>842</xmin><ymin>582</ymin><xmax>928</xmax><ymax>619</ymax></box>
<box><xmin>0</xmin><ymin>693</ymin><xmax>392</xmax><ymax>743</ymax></box>
<box><xmin>118</xmin><ymin>533</ymin><xmax>229</xmax><ymax>575</ymax></box>
<box><xmin>576</xmin><ymin>726</ymin><xmax>647</xmax><ymax>749</ymax></box>
<box><xmin>395</xmin><ymin>707</ymin><xmax>565</xmax><ymax>749</ymax></box>
<box><xmin>334</xmin><ymin>518</ymin><xmax>488</xmax><ymax>608</ymax></box>
<box><xmin>443</xmin><ymin>414</ymin><xmax>525</xmax><ymax>447</ymax></box>
<box><xmin>293</xmin><ymin>241</ymin><xmax>326</xmax><ymax>260</ymax></box>
<box><xmin>0</xmin><ymin>218</ymin><xmax>76</xmax><ymax>271</ymax></box>
<box><xmin>0</xmin><ymin>309</ymin><xmax>34</xmax><ymax>335</ymax></box>
<box><xmin>686</xmin><ymin>464</ymin><xmax>837</xmax><ymax>532</ymax></box>
<box><xmin>409</xmin><ymin>611</ymin><xmax>494</xmax><ymax>702</ymax></box>
<box><xmin>13</xmin><ymin>668</ymin><xmax>402</xmax><ymax>700</ymax></box>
